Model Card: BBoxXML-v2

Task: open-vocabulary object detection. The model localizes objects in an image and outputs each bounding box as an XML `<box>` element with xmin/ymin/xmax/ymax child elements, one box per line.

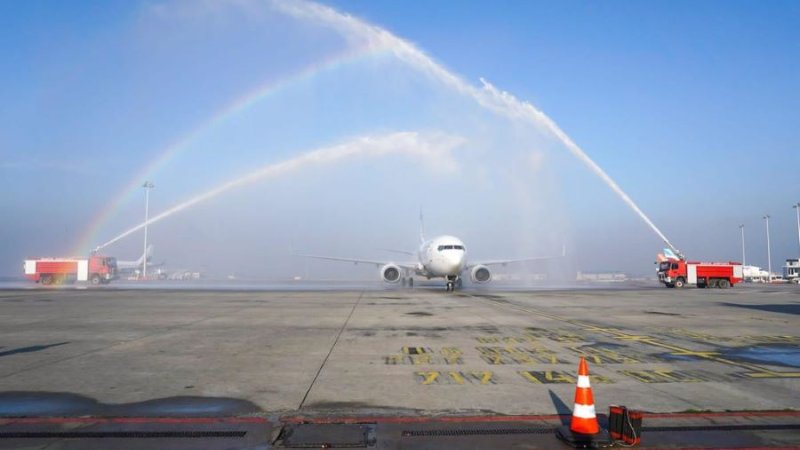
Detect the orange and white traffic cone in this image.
<box><xmin>571</xmin><ymin>357</ymin><xmax>600</xmax><ymax>434</ymax></box>
<box><xmin>555</xmin><ymin>357</ymin><xmax>611</xmax><ymax>447</ymax></box>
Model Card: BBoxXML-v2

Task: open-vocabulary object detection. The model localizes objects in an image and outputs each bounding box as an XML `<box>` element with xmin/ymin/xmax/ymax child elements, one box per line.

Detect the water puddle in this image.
<box><xmin>656</xmin><ymin>353</ymin><xmax>699</xmax><ymax>362</ymax></box>
<box><xmin>723</xmin><ymin>344</ymin><xmax>800</xmax><ymax>368</ymax></box>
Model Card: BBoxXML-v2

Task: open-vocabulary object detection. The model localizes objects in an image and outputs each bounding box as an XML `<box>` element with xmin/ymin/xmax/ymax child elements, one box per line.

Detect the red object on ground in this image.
<box><xmin>570</xmin><ymin>357</ymin><xmax>600</xmax><ymax>435</ymax></box>
<box><xmin>23</xmin><ymin>255</ymin><xmax>118</xmax><ymax>285</ymax></box>
<box><xmin>658</xmin><ymin>259</ymin><xmax>743</xmax><ymax>288</ymax></box>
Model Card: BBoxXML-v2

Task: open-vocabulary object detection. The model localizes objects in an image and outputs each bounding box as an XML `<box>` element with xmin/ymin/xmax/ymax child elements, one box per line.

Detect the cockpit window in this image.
<box><xmin>437</xmin><ymin>245</ymin><xmax>465</xmax><ymax>251</ymax></box>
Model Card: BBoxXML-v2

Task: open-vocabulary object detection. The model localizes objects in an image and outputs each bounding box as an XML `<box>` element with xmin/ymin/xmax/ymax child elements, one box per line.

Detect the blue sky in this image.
<box><xmin>1</xmin><ymin>0</ymin><xmax>799</xmax><ymax>278</ymax></box>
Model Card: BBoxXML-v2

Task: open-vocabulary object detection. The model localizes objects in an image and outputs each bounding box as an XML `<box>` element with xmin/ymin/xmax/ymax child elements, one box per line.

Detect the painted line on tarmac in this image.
<box><xmin>469</xmin><ymin>295</ymin><xmax>800</xmax><ymax>379</ymax></box>
<box><xmin>297</xmin><ymin>291</ymin><xmax>364</xmax><ymax>409</ymax></box>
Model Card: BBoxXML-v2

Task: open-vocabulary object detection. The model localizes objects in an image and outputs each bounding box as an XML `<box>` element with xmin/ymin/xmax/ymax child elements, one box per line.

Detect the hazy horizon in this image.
<box><xmin>2</xmin><ymin>0</ymin><xmax>799</xmax><ymax>280</ymax></box>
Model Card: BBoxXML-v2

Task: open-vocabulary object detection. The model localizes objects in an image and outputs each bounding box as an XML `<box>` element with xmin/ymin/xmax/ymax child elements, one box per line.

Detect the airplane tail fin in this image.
<box><xmin>419</xmin><ymin>208</ymin><xmax>426</xmax><ymax>244</ymax></box>
<box><xmin>663</xmin><ymin>248</ymin><xmax>680</xmax><ymax>261</ymax></box>
<box><xmin>137</xmin><ymin>245</ymin><xmax>154</xmax><ymax>266</ymax></box>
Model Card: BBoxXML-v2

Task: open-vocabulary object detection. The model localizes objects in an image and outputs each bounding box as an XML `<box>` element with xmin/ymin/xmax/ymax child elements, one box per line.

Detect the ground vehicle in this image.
<box><xmin>24</xmin><ymin>255</ymin><xmax>118</xmax><ymax>285</ymax></box>
<box><xmin>657</xmin><ymin>259</ymin><xmax>743</xmax><ymax>288</ymax></box>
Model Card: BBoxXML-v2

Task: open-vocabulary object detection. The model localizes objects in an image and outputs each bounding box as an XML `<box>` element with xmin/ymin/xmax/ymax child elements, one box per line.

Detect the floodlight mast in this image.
<box><xmin>142</xmin><ymin>181</ymin><xmax>155</xmax><ymax>280</ymax></box>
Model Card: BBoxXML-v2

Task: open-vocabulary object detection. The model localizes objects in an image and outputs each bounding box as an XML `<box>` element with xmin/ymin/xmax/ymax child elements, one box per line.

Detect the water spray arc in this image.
<box><xmin>93</xmin><ymin>132</ymin><xmax>463</xmax><ymax>252</ymax></box>
<box><xmin>73</xmin><ymin>43</ymin><xmax>386</xmax><ymax>255</ymax></box>
<box><xmin>273</xmin><ymin>0</ymin><xmax>684</xmax><ymax>258</ymax></box>
<box><xmin>480</xmin><ymin>81</ymin><xmax>685</xmax><ymax>260</ymax></box>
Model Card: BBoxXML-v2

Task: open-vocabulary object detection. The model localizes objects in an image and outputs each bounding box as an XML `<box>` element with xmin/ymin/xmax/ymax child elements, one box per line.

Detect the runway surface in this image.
<box><xmin>2</xmin><ymin>284</ymin><xmax>800</xmax><ymax>448</ymax></box>
<box><xmin>1</xmin><ymin>284</ymin><xmax>798</xmax><ymax>418</ymax></box>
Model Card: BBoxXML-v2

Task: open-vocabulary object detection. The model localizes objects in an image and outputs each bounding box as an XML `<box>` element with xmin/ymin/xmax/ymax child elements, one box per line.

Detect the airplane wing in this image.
<box><xmin>298</xmin><ymin>254</ymin><xmax>418</xmax><ymax>270</ymax></box>
<box><xmin>378</xmin><ymin>248</ymin><xmax>415</xmax><ymax>256</ymax></box>
<box><xmin>470</xmin><ymin>245</ymin><xmax>566</xmax><ymax>267</ymax></box>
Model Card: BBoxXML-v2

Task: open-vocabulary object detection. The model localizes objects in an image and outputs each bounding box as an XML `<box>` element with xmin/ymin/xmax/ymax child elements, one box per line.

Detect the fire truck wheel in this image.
<box><xmin>40</xmin><ymin>274</ymin><xmax>53</xmax><ymax>285</ymax></box>
<box><xmin>90</xmin><ymin>274</ymin><xmax>101</xmax><ymax>285</ymax></box>
<box><xmin>718</xmin><ymin>279</ymin><xmax>730</xmax><ymax>289</ymax></box>
<box><xmin>674</xmin><ymin>277</ymin><xmax>686</xmax><ymax>288</ymax></box>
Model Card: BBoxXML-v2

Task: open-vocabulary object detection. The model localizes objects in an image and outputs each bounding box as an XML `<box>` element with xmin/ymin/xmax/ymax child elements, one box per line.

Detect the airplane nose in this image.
<box><xmin>445</xmin><ymin>254</ymin><xmax>464</xmax><ymax>272</ymax></box>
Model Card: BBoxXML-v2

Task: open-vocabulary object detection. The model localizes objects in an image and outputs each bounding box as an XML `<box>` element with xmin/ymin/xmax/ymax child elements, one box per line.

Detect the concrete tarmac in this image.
<box><xmin>0</xmin><ymin>284</ymin><xmax>798</xmax><ymax>417</ymax></box>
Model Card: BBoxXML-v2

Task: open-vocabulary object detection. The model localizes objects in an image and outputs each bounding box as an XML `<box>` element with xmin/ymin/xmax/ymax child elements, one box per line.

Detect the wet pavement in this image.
<box><xmin>1</xmin><ymin>411</ymin><xmax>799</xmax><ymax>449</ymax></box>
<box><xmin>0</xmin><ymin>284</ymin><xmax>799</xmax><ymax>448</ymax></box>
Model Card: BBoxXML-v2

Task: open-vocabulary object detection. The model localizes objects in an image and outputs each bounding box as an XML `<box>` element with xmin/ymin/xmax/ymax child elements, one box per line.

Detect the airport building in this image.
<box><xmin>783</xmin><ymin>259</ymin><xmax>800</xmax><ymax>282</ymax></box>
<box><xmin>743</xmin><ymin>265</ymin><xmax>770</xmax><ymax>282</ymax></box>
<box><xmin>576</xmin><ymin>271</ymin><xmax>627</xmax><ymax>282</ymax></box>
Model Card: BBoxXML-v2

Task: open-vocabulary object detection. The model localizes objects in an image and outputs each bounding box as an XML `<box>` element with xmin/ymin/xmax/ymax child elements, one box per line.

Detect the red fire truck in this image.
<box><xmin>657</xmin><ymin>259</ymin><xmax>743</xmax><ymax>288</ymax></box>
<box><xmin>23</xmin><ymin>255</ymin><xmax>118</xmax><ymax>285</ymax></box>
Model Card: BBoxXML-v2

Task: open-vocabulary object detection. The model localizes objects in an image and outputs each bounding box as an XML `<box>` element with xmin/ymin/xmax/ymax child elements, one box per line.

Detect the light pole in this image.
<box><xmin>739</xmin><ymin>224</ymin><xmax>746</xmax><ymax>266</ymax></box>
<box><xmin>763</xmin><ymin>214</ymin><xmax>772</xmax><ymax>282</ymax></box>
<box><xmin>794</xmin><ymin>203</ymin><xmax>800</xmax><ymax>258</ymax></box>
<box><xmin>142</xmin><ymin>181</ymin><xmax>155</xmax><ymax>280</ymax></box>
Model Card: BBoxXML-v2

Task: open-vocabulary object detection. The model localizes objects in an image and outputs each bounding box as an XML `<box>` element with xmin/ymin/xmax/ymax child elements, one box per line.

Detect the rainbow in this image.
<box><xmin>73</xmin><ymin>44</ymin><xmax>386</xmax><ymax>255</ymax></box>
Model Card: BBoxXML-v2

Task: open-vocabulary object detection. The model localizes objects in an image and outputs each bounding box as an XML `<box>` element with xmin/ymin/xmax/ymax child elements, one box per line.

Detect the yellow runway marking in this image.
<box><xmin>417</xmin><ymin>371</ymin><xmax>440</xmax><ymax>385</ymax></box>
<box><xmin>619</xmin><ymin>369</ymin><xmax>718</xmax><ymax>383</ymax></box>
<box><xmin>415</xmin><ymin>370</ymin><xmax>496</xmax><ymax>385</ymax></box>
<box><xmin>472</xmin><ymin>296</ymin><xmax>800</xmax><ymax>379</ymax></box>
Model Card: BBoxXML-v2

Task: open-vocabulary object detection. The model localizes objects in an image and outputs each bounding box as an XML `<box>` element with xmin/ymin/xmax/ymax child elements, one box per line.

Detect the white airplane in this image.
<box><xmin>116</xmin><ymin>245</ymin><xmax>164</xmax><ymax>274</ymax></box>
<box><xmin>302</xmin><ymin>217</ymin><xmax>564</xmax><ymax>291</ymax></box>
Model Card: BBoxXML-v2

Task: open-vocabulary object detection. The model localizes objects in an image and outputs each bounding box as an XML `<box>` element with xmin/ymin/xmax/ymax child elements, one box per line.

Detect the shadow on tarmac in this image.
<box><xmin>720</xmin><ymin>302</ymin><xmax>800</xmax><ymax>315</ymax></box>
<box><xmin>0</xmin><ymin>391</ymin><xmax>262</xmax><ymax>417</ymax></box>
<box><xmin>547</xmin><ymin>390</ymin><xmax>572</xmax><ymax>426</ymax></box>
<box><xmin>0</xmin><ymin>342</ymin><xmax>69</xmax><ymax>358</ymax></box>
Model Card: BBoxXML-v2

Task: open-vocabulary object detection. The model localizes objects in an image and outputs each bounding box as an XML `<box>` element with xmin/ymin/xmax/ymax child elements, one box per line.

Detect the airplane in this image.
<box><xmin>301</xmin><ymin>216</ymin><xmax>564</xmax><ymax>291</ymax></box>
<box><xmin>116</xmin><ymin>245</ymin><xmax>164</xmax><ymax>274</ymax></box>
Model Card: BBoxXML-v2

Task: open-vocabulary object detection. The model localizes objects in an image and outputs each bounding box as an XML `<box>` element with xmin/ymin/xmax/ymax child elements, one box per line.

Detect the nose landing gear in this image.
<box><xmin>445</xmin><ymin>275</ymin><xmax>460</xmax><ymax>292</ymax></box>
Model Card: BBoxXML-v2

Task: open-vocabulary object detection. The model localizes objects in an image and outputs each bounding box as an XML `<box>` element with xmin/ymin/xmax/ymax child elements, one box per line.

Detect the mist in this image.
<box><xmin>2</xmin><ymin>0</ymin><xmax>799</xmax><ymax>281</ymax></box>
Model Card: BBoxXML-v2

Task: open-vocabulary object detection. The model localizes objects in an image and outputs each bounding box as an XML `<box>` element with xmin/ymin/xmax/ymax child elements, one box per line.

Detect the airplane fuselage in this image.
<box><xmin>416</xmin><ymin>235</ymin><xmax>467</xmax><ymax>281</ymax></box>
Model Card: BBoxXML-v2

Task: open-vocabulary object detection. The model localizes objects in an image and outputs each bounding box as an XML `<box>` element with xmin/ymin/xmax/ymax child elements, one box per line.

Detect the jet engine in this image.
<box><xmin>381</xmin><ymin>264</ymin><xmax>402</xmax><ymax>283</ymax></box>
<box><xmin>470</xmin><ymin>265</ymin><xmax>492</xmax><ymax>283</ymax></box>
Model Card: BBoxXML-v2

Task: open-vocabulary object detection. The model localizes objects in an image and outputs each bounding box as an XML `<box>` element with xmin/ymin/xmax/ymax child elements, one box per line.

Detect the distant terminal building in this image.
<box><xmin>168</xmin><ymin>271</ymin><xmax>203</xmax><ymax>281</ymax></box>
<box><xmin>743</xmin><ymin>265</ymin><xmax>770</xmax><ymax>282</ymax></box>
<box><xmin>576</xmin><ymin>271</ymin><xmax>627</xmax><ymax>282</ymax></box>
<box><xmin>491</xmin><ymin>273</ymin><xmax>549</xmax><ymax>282</ymax></box>
<box><xmin>784</xmin><ymin>259</ymin><xmax>800</xmax><ymax>282</ymax></box>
